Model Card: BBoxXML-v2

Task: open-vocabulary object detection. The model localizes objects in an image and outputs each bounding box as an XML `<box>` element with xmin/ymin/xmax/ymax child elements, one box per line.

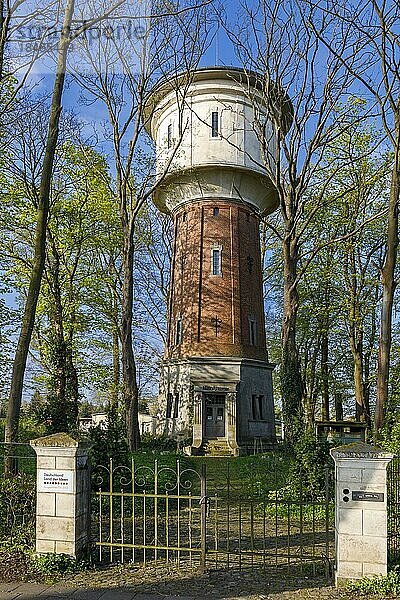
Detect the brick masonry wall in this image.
<box><xmin>166</xmin><ymin>199</ymin><xmax>267</xmax><ymax>361</ymax></box>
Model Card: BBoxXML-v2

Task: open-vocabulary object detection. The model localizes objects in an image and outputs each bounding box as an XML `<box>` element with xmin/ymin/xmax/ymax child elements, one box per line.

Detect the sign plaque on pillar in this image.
<box><xmin>38</xmin><ymin>469</ymin><xmax>74</xmax><ymax>493</ymax></box>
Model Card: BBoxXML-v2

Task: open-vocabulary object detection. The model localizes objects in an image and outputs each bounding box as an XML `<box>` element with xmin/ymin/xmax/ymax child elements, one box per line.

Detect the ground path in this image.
<box><xmin>0</xmin><ymin>562</ymin><xmax>360</xmax><ymax>599</ymax></box>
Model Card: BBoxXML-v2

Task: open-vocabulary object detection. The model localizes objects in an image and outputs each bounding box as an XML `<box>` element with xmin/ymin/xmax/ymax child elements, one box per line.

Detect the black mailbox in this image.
<box><xmin>352</xmin><ymin>491</ymin><xmax>384</xmax><ymax>502</ymax></box>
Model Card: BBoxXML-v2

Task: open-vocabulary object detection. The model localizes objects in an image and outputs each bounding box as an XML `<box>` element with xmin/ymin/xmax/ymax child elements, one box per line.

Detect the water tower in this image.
<box><xmin>144</xmin><ymin>67</ymin><xmax>292</xmax><ymax>455</ymax></box>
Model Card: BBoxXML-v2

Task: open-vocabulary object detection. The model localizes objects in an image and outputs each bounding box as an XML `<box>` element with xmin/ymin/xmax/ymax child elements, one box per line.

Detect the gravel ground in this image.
<box><xmin>64</xmin><ymin>562</ymin><xmax>356</xmax><ymax>599</ymax></box>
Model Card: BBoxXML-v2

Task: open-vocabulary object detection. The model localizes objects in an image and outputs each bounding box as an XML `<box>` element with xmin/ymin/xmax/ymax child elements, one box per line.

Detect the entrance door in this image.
<box><xmin>204</xmin><ymin>394</ymin><xmax>225</xmax><ymax>438</ymax></box>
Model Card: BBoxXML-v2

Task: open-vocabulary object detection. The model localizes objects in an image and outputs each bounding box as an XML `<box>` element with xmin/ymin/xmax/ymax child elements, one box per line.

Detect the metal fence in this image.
<box><xmin>0</xmin><ymin>441</ymin><xmax>37</xmax><ymax>477</ymax></box>
<box><xmin>91</xmin><ymin>455</ymin><xmax>334</xmax><ymax>576</ymax></box>
<box><xmin>388</xmin><ymin>456</ymin><xmax>400</xmax><ymax>564</ymax></box>
<box><xmin>0</xmin><ymin>442</ymin><xmax>37</xmax><ymax>544</ymax></box>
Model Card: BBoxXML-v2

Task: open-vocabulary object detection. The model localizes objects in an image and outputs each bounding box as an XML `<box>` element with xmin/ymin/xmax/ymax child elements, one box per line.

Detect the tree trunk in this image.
<box><xmin>320</xmin><ymin>248</ymin><xmax>332</xmax><ymax>422</ymax></box>
<box><xmin>0</xmin><ymin>0</ymin><xmax>10</xmax><ymax>85</ymax></box>
<box><xmin>0</xmin><ymin>0</ymin><xmax>5</xmax><ymax>83</ymax></box>
<box><xmin>281</xmin><ymin>233</ymin><xmax>303</xmax><ymax>441</ymax></box>
<box><xmin>363</xmin><ymin>281</ymin><xmax>379</xmax><ymax>432</ymax></box>
<box><xmin>4</xmin><ymin>0</ymin><xmax>74</xmax><ymax>473</ymax></box>
<box><xmin>344</xmin><ymin>240</ymin><xmax>368</xmax><ymax>424</ymax></box>
<box><xmin>348</xmin><ymin>310</ymin><xmax>367</xmax><ymax>422</ymax></box>
<box><xmin>66</xmin><ymin>332</ymin><xmax>79</xmax><ymax>427</ymax></box>
<box><xmin>375</xmin><ymin>119</ymin><xmax>399</xmax><ymax>432</ymax></box>
<box><xmin>121</xmin><ymin>221</ymin><xmax>140</xmax><ymax>451</ymax></box>
<box><xmin>111</xmin><ymin>293</ymin><xmax>120</xmax><ymax>414</ymax></box>
<box><xmin>45</xmin><ymin>234</ymin><xmax>79</xmax><ymax>433</ymax></box>
<box><xmin>302</xmin><ymin>333</ymin><xmax>321</xmax><ymax>431</ymax></box>
<box><xmin>353</xmin><ymin>350</ymin><xmax>365</xmax><ymax>421</ymax></box>
<box><xmin>335</xmin><ymin>392</ymin><xmax>343</xmax><ymax>421</ymax></box>
<box><xmin>363</xmin><ymin>352</ymin><xmax>372</xmax><ymax>430</ymax></box>
<box><xmin>49</xmin><ymin>241</ymin><xmax>67</xmax><ymax>419</ymax></box>
<box><xmin>320</xmin><ymin>328</ymin><xmax>329</xmax><ymax>421</ymax></box>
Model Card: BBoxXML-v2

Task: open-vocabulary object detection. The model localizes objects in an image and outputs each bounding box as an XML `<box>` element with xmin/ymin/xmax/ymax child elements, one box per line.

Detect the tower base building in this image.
<box><xmin>161</xmin><ymin>356</ymin><xmax>275</xmax><ymax>455</ymax></box>
<box><xmin>144</xmin><ymin>68</ymin><xmax>292</xmax><ymax>455</ymax></box>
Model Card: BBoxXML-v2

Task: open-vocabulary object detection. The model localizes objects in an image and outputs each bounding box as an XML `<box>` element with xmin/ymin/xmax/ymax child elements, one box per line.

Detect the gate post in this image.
<box><xmin>331</xmin><ymin>443</ymin><xmax>394</xmax><ymax>586</ymax></box>
<box><xmin>200</xmin><ymin>463</ymin><xmax>207</xmax><ymax>572</ymax></box>
<box><xmin>30</xmin><ymin>433</ymin><xmax>91</xmax><ymax>559</ymax></box>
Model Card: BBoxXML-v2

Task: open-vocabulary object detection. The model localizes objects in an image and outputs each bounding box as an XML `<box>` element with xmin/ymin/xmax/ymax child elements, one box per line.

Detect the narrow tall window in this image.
<box><xmin>173</xmin><ymin>393</ymin><xmax>179</xmax><ymax>418</ymax></box>
<box><xmin>251</xmin><ymin>395</ymin><xmax>264</xmax><ymax>420</ymax></box>
<box><xmin>212</xmin><ymin>248</ymin><xmax>221</xmax><ymax>275</ymax></box>
<box><xmin>176</xmin><ymin>316</ymin><xmax>183</xmax><ymax>344</ymax></box>
<box><xmin>167</xmin><ymin>123</ymin><xmax>172</xmax><ymax>148</ymax></box>
<box><xmin>211</xmin><ymin>111</ymin><xmax>219</xmax><ymax>137</ymax></box>
<box><xmin>249</xmin><ymin>316</ymin><xmax>257</xmax><ymax>346</ymax></box>
<box><xmin>166</xmin><ymin>393</ymin><xmax>173</xmax><ymax>418</ymax></box>
<box><xmin>258</xmin><ymin>395</ymin><xmax>264</xmax><ymax>420</ymax></box>
<box><xmin>251</xmin><ymin>394</ymin><xmax>259</xmax><ymax>420</ymax></box>
<box><xmin>213</xmin><ymin>206</ymin><xmax>219</xmax><ymax>217</ymax></box>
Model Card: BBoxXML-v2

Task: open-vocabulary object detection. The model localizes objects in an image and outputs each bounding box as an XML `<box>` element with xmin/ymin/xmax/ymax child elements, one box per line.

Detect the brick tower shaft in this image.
<box><xmin>168</xmin><ymin>201</ymin><xmax>267</xmax><ymax>362</ymax></box>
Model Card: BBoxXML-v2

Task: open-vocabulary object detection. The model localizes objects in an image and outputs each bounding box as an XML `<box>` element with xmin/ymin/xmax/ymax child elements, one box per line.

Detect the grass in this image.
<box><xmin>187</xmin><ymin>451</ymin><xmax>295</xmax><ymax>502</ymax></box>
<box><xmin>110</xmin><ymin>450</ymin><xmax>295</xmax><ymax>500</ymax></box>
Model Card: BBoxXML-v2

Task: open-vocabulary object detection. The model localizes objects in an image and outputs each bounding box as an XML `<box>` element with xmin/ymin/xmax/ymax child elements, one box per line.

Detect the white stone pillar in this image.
<box><xmin>226</xmin><ymin>391</ymin><xmax>239</xmax><ymax>455</ymax></box>
<box><xmin>30</xmin><ymin>433</ymin><xmax>91</xmax><ymax>559</ymax></box>
<box><xmin>192</xmin><ymin>389</ymin><xmax>203</xmax><ymax>451</ymax></box>
<box><xmin>331</xmin><ymin>443</ymin><xmax>394</xmax><ymax>586</ymax></box>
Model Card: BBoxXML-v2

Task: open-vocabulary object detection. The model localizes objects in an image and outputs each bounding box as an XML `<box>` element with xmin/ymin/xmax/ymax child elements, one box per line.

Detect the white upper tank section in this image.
<box><xmin>143</xmin><ymin>68</ymin><xmax>292</xmax><ymax>215</ymax></box>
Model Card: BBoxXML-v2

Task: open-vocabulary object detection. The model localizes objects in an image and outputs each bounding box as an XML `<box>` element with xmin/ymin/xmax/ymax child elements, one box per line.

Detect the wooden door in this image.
<box><xmin>204</xmin><ymin>394</ymin><xmax>225</xmax><ymax>438</ymax></box>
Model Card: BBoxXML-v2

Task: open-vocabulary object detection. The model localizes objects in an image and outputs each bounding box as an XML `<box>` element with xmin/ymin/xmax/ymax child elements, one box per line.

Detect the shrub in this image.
<box><xmin>346</xmin><ymin>566</ymin><xmax>400</xmax><ymax>596</ymax></box>
<box><xmin>31</xmin><ymin>553</ymin><xmax>82</xmax><ymax>576</ymax></box>
<box><xmin>140</xmin><ymin>433</ymin><xmax>179</xmax><ymax>453</ymax></box>
<box><xmin>0</xmin><ymin>474</ymin><xmax>36</xmax><ymax>548</ymax></box>
<box><xmin>381</xmin><ymin>416</ymin><xmax>400</xmax><ymax>455</ymax></box>
<box><xmin>19</xmin><ymin>414</ymin><xmax>45</xmax><ymax>442</ymax></box>
<box><xmin>87</xmin><ymin>418</ymin><xmax>128</xmax><ymax>468</ymax></box>
<box><xmin>264</xmin><ymin>433</ymin><xmax>332</xmax><ymax>505</ymax></box>
<box><xmin>290</xmin><ymin>432</ymin><xmax>332</xmax><ymax>497</ymax></box>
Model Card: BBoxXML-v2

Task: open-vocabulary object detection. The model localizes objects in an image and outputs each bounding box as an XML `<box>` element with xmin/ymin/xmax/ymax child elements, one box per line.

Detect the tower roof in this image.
<box><xmin>143</xmin><ymin>66</ymin><xmax>293</xmax><ymax>137</ymax></box>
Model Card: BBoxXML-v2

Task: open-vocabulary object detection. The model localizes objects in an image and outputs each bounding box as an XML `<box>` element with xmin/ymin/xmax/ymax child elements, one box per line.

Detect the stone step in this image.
<box><xmin>203</xmin><ymin>440</ymin><xmax>234</xmax><ymax>456</ymax></box>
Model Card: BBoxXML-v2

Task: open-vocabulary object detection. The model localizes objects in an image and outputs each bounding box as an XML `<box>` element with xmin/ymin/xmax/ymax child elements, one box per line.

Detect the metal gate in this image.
<box><xmin>91</xmin><ymin>455</ymin><xmax>334</xmax><ymax>575</ymax></box>
<box><xmin>93</xmin><ymin>458</ymin><xmax>205</xmax><ymax>566</ymax></box>
<box><xmin>388</xmin><ymin>456</ymin><xmax>400</xmax><ymax>564</ymax></box>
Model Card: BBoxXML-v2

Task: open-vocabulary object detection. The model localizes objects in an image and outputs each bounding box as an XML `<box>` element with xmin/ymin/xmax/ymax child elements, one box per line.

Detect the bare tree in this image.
<box><xmin>135</xmin><ymin>207</ymin><xmax>172</xmax><ymax>347</ymax></box>
<box><xmin>307</xmin><ymin>0</ymin><xmax>400</xmax><ymax>434</ymax></box>
<box><xmin>4</xmin><ymin>0</ymin><xmax>76</xmax><ymax>471</ymax></box>
<box><xmin>222</xmin><ymin>0</ymin><xmax>358</xmax><ymax>439</ymax></box>
<box><xmin>0</xmin><ymin>0</ymin><xmax>57</xmax><ymax>112</ymax></box>
<box><xmin>3</xmin><ymin>0</ymin><xmax>132</xmax><ymax>470</ymax></box>
<box><xmin>71</xmin><ymin>0</ymin><xmax>213</xmax><ymax>449</ymax></box>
